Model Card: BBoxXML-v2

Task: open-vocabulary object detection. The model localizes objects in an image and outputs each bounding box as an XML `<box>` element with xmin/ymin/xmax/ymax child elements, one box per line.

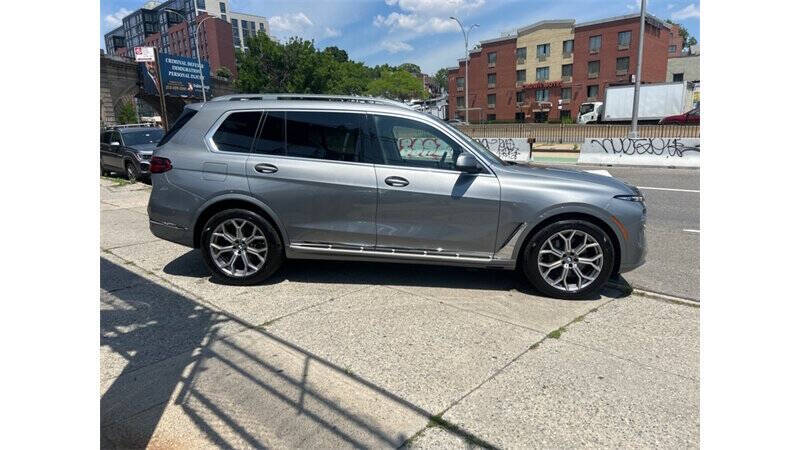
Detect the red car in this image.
<box><xmin>659</xmin><ymin>106</ymin><xmax>699</xmax><ymax>125</ymax></box>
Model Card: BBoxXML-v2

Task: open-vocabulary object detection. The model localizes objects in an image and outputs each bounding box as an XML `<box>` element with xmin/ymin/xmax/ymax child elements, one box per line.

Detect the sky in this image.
<box><xmin>100</xmin><ymin>0</ymin><xmax>700</xmax><ymax>74</ymax></box>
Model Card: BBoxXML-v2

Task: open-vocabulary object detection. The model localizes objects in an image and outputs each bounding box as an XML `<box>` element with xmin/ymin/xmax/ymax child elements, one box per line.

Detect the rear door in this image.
<box><xmin>368</xmin><ymin>113</ymin><xmax>500</xmax><ymax>256</ymax></box>
<box><xmin>100</xmin><ymin>132</ymin><xmax>111</xmax><ymax>167</ymax></box>
<box><xmin>246</xmin><ymin>110</ymin><xmax>378</xmax><ymax>248</ymax></box>
<box><xmin>109</xmin><ymin>131</ymin><xmax>125</xmax><ymax>170</ymax></box>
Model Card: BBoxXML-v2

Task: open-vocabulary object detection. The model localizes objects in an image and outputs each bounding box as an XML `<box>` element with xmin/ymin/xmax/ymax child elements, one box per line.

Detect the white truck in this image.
<box><xmin>577</xmin><ymin>82</ymin><xmax>686</xmax><ymax>124</ymax></box>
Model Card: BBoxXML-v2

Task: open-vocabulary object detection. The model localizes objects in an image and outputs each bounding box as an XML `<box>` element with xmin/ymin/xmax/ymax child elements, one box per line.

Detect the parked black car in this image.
<box><xmin>100</xmin><ymin>125</ymin><xmax>165</xmax><ymax>181</ymax></box>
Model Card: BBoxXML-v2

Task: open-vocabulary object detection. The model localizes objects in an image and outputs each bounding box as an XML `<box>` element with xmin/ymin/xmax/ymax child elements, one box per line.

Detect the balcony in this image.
<box><xmin>561</xmin><ymin>75</ymin><xmax>572</xmax><ymax>82</ymax></box>
<box><xmin>588</xmin><ymin>72</ymin><xmax>599</xmax><ymax>79</ymax></box>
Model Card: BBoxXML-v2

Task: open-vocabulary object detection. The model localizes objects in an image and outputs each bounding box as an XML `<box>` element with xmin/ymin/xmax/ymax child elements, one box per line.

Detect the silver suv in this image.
<box><xmin>147</xmin><ymin>94</ymin><xmax>646</xmax><ymax>299</ymax></box>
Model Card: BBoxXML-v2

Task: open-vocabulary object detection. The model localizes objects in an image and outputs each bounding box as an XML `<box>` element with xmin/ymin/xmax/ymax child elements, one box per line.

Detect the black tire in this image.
<box><xmin>521</xmin><ymin>220</ymin><xmax>615</xmax><ymax>299</ymax></box>
<box><xmin>200</xmin><ymin>209</ymin><xmax>284</xmax><ymax>285</ymax></box>
<box><xmin>125</xmin><ymin>161</ymin><xmax>139</xmax><ymax>182</ymax></box>
<box><xmin>100</xmin><ymin>162</ymin><xmax>110</xmax><ymax>177</ymax></box>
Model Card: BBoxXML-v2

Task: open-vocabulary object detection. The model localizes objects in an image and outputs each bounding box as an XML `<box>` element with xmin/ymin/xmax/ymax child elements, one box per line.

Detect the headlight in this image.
<box><xmin>134</xmin><ymin>152</ymin><xmax>144</xmax><ymax>161</ymax></box>
<box><xmin>614</xmin><ymin>194</ymin><xmax>644</xmax><ymax>202</ymax></box>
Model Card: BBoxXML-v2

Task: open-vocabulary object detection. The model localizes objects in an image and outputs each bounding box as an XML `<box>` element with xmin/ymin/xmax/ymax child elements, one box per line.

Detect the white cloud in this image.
<box><xmin>268</xmin><ymin>12</ymin><xmax>314</xmax><ymax>34</ymax></box>
<box><xmin>380</xmin><ymin>40</ymin><xmax>414</xmax><ymax>53</ymax></box>
<box><xmin>323</xmin><ymin>26</ymin><xmax>341</xmax><ymax>38</ymax></box>
<box><xmin>387</xmin><ymin>0</ymin><xmax>485</xmax><ymax>14</ymax></box>
<box><xmin>667</xmin><ymin>3</ymin><xmax>675</xmax><ymax>10</ymax></box>
<box><xmin>671</xmin><ymin>3</ymin><xmax>700</xmax><ymax>20</ymax></box>
<box><xmin>373</xmin><ymin>12</ymin><xmax>459</xmax><ymax>33</ymax></box>
<box><xmin>104</xmin><ymin>8</ymin><xmax>132</xmax><ymax>28</ymax></box>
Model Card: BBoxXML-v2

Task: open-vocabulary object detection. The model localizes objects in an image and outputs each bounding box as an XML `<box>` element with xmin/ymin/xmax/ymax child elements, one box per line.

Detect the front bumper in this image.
<box><xmin>610</xmin><ymin>198</ymin><xmax>647</xmax><ymax>274</ymax></box>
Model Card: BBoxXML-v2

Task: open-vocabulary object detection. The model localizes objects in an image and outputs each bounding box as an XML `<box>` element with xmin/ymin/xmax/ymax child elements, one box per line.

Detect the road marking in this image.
<box><xmin>638</xmin><ymin>186</ymin><xmax>700</xmax><ymax>193</ymax></box>
<box><xmin>683</xmin><ymin>229</ymin><xmax>700</xmax><ymax>234</ymax></box>
<box><xmin>584</xmin><ymin>169</ymin><xmax>612</xmax><ymax>177</ymax></box>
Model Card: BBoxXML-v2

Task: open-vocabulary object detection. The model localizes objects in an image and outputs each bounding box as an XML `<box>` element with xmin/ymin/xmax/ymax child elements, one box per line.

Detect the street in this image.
<box><xmin>545</xmin><ymin>165</ymin><xmax>700</xmax><ymax>301</ymax></box>
<box><xmin>100</xmin><ymin>178</ymin><xmax>699</xmax><ymax>448</ymax></box>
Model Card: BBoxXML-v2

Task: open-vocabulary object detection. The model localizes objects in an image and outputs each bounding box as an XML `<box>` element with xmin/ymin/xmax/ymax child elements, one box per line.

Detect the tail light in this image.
<box><xmin>149</xmin><ymin>156</ymin><xmax>172</xmax><ymax>173</ymax></box>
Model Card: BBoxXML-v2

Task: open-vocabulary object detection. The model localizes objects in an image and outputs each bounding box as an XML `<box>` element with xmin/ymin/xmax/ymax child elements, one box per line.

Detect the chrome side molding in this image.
<box><xmin>290</xmin><ymin>243</ymin><xmax>494</xmax><ymax>263</ymax></box>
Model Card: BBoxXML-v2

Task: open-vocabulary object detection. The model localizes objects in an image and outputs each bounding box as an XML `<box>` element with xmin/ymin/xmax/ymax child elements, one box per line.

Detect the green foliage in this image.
<box><xmin>561</xmin><ymin>115</ymin><xmax>574</xmax><ymax>124</ymax></box>
<box><xmin>116</xmin><ymin>100</ymin><xmax>138</xmax><ymax>124</ymax></box>
<box><xmin>665</xmin><ymin>19</ymin><xmax>697</xmax><ymax>50</ymax></box>
<box><xmin>397</xmin><ymin>62</ymin><xmax>421</xmax><ymax>75</ymax></box>
<box><xmin>215</xmin><ymin>66</ymin><xmax>232</xmax><ymax>79</ymax></box>
<box><xmin>434</xmin><ymin>68</ymin><xmax>448</xmax><ymax>93</ymax></box>
<box><xmin>366</xmin><ymin>70</ymin><xmax>429</xmax><ymax>101</ymax></box>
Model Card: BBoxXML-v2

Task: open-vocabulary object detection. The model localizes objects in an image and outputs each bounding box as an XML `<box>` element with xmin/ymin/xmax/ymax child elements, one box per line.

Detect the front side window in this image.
<box><xmin>536</xmin><ymin>66</ymin><xmax>549</xmax><ymax>81</ymax></box>
<box><xmin>579</xmin><ymin>103</ymin><xmax>595</xmax><ymax>115</ymax></box>
<box><xmin>212</xmin><ymin>111</ymin><xmax>261</xmax><ymax>153</ymax></box>
<box><xmin>487</xmin><ymin>52</ymin><xmax>497</xmax><ymax>64</ymax></box>
<box><xmin>253</xmin><ymin>111</ymin><xmax>285</xmax><ymax>155</ymax></box>
<box><xmin>618</xmin><ymin>31</ymin><xmax>631</xmax><ymax>47</ymax></box>
<box><xmin>372</xmin><ymin>115</ymin><xmax>466</xmax><ymax>171</ymax></box>
<box><xmin>285</xmin><ymin>111</ymin><xmax>364</xmax><ymax>161</ymax></box>
<box><xmin>111</xmin><ymin>132</ymin><xmax>122</xmax><ymax>145</ymax></box>
<box><xmin>589</xmin><ymin>35</ymin><xmax>602</xmax><ymax>52</ymax></box>
<box><xmin>101</xmin><ymin>132</ymin><xmax>111</xmax><ymax>144</ymax></box>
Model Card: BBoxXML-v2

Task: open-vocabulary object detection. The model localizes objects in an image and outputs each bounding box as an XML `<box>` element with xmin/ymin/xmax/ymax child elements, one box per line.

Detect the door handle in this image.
<box><xmin>254</xmin><ymin>163</ymin><xmax>278</xmax><ymax>174</ymax></box>
<box><xmin>384</xmin><ymin>176</ymin><xmax>409</xmax><ymax>187</ymax></box>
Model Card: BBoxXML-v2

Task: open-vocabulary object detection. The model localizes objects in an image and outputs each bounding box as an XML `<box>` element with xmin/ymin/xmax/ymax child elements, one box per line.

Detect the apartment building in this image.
<box><xmin>572</xmin><ymin>14</ymin><xmax>672</xmax><ymax>114</ymax></box>
<box><xmin>446</xmin><ymin>13</ymin><xmax>683</xmax><ymax>122</ymax></box>
<box><xmin>104</xmin><ymin>0</ymin><xmax>268</xmax><ymax>76</ymax></box>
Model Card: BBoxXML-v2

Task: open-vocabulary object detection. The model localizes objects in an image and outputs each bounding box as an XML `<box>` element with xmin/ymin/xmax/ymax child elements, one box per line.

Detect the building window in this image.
<box><xmin>535</xmin><ymin>66</ymin><xmax>549</xmax><ymax>81</ymax></box>
<box><xmin>260</xmin><ymin>23</ymin><xmax>265</xmax><ymax>32</ymax></box>
<box><xmin>535</xmin><ymin>89</ymin><xmax>549</xmax><ymax>102</ymax></box>
<box><xmin>231</xmin><ymin>18</ymin><xmax>237</xmax><ymax>27</ymax></box>
<box><xmin>588</xmin><ymin>60</ymin><xmax>600</xmax><ymax>78</ymax></box>
<box><xmin>669</xmin><ymin>45</ymin><xmax>677</xmax><ymax>54</ymax></box>
<box><xmin>487</xmin><ymin>94</ymin><xmax>496</xmax><ymax>107</ymax></box>
<box><xmin>516</xmin><ymin>91</ymin><xmax>526</xmax><ymax>103</ymax></box>
<box><xmin>618</xmin><ymin>31</ymin><xmax>631</xmax><ymax>49</ymax></box>
<box><xmin>536</xmin><ymin>43</ymin><xmax>550</xmax><ymax>59</ymax></box>
<box><xmin>219</xmin><ymin>2</ymin><xmax>226</xmax><ymax>13</ymax></box>
<box><xmin>516</xmin><ymin>47</ymin><xmax>526</xmax><ymax>64</ymax></box>
<box><xmin>487</xmin><ymin>114</ymin><xmax>496</xmax><ymax>122</ymax></box>
<box><xmin>673</xmin><ymin>73</ymin><xmax>684</xmax><ymax>82</ymax></box>
<box><xmin>562</xmin><ymin>63</ymin><xmax>573</xmax><ymax>78</ymax></box>
<box><xmin>561</xmin><ymin>87</ymin><xmax>572</xmax><ymax>102</ymax></box>
<box><xmin>589</xmin><ymin>35</ymin><xmax>602</xmax><ymax>53</ymax></box>
<box><xmin>516</xmin><ymin>70</ymin><xmax>526</xmax><ymax>83</ymax></box>
<box><xmin>456</xmin><ymin>96</ymin><xmax>465</xmax><ymax>108</ymax></box>
<box><xmin>616</xmin><ymin>57</ymin><xmax>629</xmax><ymax>73</ymax></box>
<box><xmin>587</xmin><ymin>85</ymin><xmax>599</xmax><ymax>99</ymax></box>
<box><xmin>196</xmin><ymin>0</ymin><xmax>206</xmax><ymax>8</ymax></box>
<box><xmin>487</xmin><ymin>73</ymin><xmax>496</xmax><ymax>87</ymax></box>
<box><xmin>487</xmin><ymin>52</ymin><xmax>497</xmax><ymax>65</ymax></box>
<box><xmin>563</xmin><ymin>39</ymin><xmax>574</xmax><ymax>56</ymax></box>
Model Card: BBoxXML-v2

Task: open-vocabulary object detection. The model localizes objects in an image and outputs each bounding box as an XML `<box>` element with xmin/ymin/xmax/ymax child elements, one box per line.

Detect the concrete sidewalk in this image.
<box><xmin>100</xmin><ymin>179</ymin><xmax>699</xmax><ymax>448</ymax></box>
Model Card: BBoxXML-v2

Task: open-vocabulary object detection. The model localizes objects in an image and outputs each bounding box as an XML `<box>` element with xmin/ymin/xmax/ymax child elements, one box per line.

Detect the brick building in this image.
<box><xmin>571</xmin><ymin>14</ymin><xmax>672</xmax><ymax>116</ymax></box>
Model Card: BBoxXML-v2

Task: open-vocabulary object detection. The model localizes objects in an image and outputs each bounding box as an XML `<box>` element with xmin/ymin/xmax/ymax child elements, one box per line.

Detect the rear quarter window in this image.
<box><xmin>157</xmin><ymin>109</ymin><xmax>198</xmax><ymax>147</ymax></box>
<box><xmin>212</xmin><ymin>111</ymin><xmax>262</xmax><ymax>153</ymax></box>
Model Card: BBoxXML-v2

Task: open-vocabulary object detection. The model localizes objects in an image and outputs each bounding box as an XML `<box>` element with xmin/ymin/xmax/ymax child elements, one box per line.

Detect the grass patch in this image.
<box><xmin>102</xmin><ymin>176</ymin><xmax>135</xmax><ymax>187</ymax></box>
<box><xmin>547</xmin><ymin>327</ymin><xmax>566</xmax><ymax>339</ymax></box>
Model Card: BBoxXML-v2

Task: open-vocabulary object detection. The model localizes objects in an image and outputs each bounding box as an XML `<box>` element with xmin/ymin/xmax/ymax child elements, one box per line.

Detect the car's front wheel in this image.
<box><xmin>125</xmin><ymin>161</ymin><xmax>139</xmax><ymax>182</ymax></box>
<box><xmin>522</xmin><ymin>220</ymin><xmax>614</xmax><ymax>299</ymax></box>
<box><xmin>200</xmin><ymin>209</ymin><xmax>284</xmax><ymax>285</ymax></box>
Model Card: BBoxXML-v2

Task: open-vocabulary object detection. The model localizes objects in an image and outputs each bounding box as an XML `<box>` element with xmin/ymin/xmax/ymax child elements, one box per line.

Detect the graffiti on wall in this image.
<box><xmin>578</xmin><ymin>137</ymin><xmax>700</xmax><ymax>167</ymax></box>
<box><xmin>589</xmin><ymin>138</ymin><xmax>700</xmax><ymax>158</ymax></box>
<box><xmin>475</xmin><ymin>138</ymin><xmax>526</xmax><ymax>161</ymax></box>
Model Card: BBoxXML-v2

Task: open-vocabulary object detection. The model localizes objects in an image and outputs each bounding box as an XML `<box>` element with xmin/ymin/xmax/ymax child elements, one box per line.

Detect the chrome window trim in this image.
<box><xmin>204</xmin><ymin>108</ymin><xmax>264</xmax><ymax>155</ymax></box>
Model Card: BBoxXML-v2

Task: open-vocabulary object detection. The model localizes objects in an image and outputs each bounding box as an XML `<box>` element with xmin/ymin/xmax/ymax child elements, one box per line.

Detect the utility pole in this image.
<box><xmin>153</xmin><ymin>47</ymin><xmax>169</xmax><ymax>130</ymax></box>
<box><xmin>630</xmin><ymin>0</ymin><xmax>646</xmax><ymax>138</ymax></box>
<box><xmin>450</xmin><ymin>16</ymin><xmax>479</xmax><ymax>125</ymax></box>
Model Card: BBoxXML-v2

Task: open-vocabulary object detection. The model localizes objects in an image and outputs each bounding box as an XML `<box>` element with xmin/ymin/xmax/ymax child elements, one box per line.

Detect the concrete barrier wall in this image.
<box><xmin>473</xmin><ymin>138</ymin><xmax>530</xmax><ymax>162</ymax></box>
<box><xmin>578</xmin><ymin>138</ymin><xmax>700</xmax><ymax>167</ymax></box>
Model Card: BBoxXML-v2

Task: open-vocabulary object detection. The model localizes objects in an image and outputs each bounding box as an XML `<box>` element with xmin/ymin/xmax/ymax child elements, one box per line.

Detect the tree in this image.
<box><xmin>116</xmin><ymin>99</ymin><xmax>138</xmax><ymax>124</ymax></box>
<box><xmin>323</xmin><ymin>46</ymin><xmax>349</xmax><ymax>63</ymax></box>
<box><xmin>398</xmin><ymin>62</ymin><xmax>421</xmax><ymax>76</ymax></box>
<box><xmin>433</xmin><ymin>68</ymin><xmax>449</xmax><ymax>94</ymax></box>
<box><xmin>366</xmin><ymin>70</ymin><xmax>428</xmax><ymax>102</ymax></box>
<box><xmin>665</xmin><ymin>20</ymin><xmax>697</xmax><ymax>51</ymax></box>
<box><xmin>215</xmin><ymin>66</ymin><xmax>232</xmax><ymax>79</ymax></box>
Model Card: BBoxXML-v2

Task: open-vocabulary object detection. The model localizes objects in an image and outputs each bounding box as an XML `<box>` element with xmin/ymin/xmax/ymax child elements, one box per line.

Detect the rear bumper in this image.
<box><xmin>149</xmin><ymin>219</ymin><xmax>193</xmax><ymax>248</ymax></box>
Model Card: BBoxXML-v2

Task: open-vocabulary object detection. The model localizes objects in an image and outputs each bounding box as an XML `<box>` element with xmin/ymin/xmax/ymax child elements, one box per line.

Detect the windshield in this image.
<box><xmin>431</xmin><ymin>116</ymin><xmax>509</xmax><ymax>166</ymax></box>
<box><xmin>579</xmin><ymin>103</ymin><xmax>595</xmax><ymax>115</ymax></box>
<box><xmin>122</xmin><ymin>129</ymin><xmax>164</xmax><ymax>146</ymax></box>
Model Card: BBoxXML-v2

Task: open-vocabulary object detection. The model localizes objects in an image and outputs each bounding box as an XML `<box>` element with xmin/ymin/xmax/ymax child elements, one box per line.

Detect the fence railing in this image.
<box><xmin>456</xmin><ymin>123</ymin><xmax>700</xmax><ymax>143</ymax></box>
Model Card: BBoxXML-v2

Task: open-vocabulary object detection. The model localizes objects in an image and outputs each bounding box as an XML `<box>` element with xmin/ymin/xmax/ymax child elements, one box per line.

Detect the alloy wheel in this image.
<box><xmin>537</xmin><ymin>229</ymin><xmax>603</xmax><ymax>292</ymax></box>
<box><xmin>209</xmin><ymin>218</ymin><xmax>269</xmax><ymax>278</ymax></box>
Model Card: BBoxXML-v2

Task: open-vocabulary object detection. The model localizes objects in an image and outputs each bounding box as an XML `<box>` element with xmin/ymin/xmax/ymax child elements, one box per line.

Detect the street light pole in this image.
<box><xmin>630</xmin><ymin>0</ymin><xmax>647</xmax><ymax>138</ymax></box>
<box><xmin>450</xmin><ymin>16</ymin><xmax>479</xmax><ymax>125</ymax></box>
<box><xmin>164</xmin><ymin>8</ymin><xmax>214</xmax><ymax>102</ymax></box>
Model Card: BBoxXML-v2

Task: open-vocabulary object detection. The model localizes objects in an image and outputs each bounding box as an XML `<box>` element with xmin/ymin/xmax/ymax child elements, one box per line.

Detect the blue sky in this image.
<box><xmin>100</xmin><ymin>0</ymin><xmax>700</xmax><ymax>74</ymax></box>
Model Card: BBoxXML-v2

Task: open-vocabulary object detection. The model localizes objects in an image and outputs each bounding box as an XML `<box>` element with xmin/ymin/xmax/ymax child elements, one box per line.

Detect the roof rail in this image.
<box><xmin>210</xmin><ymin>93</ymin><xmax>413</xmax><ymax>110</ymax></box>
<box><xmin>105</xmin><ymin>122</ymin><xmax>159</xmax><ymax>130</ymax></box>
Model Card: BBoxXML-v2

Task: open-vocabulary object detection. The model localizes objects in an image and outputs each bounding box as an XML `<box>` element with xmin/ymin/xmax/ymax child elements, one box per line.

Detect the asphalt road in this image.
<box><xmin>548</xmin><ymin>164</ymin><xmax>700</xmax><ymax>301</ymax></box>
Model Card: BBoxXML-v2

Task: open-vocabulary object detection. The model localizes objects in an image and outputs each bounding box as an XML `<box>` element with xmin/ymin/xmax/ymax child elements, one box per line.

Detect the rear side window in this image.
<box><xmin>158</xmin><ymin>108</ymin><xmax>198</xmax><ymax>146</ymax></box>
<box><xmin>285</xmin><ymin>112</ymin><xmax>363</xmax><ymax>162</ymax></box>
<box><xmin>212</xmin><ymin>111</ymin><xmax>262</xmax><ymax>153</ymax></box>
<box><xmin>101</xmin><ymin>132</ymin><xmax>110</xmax><ymax>144</ymax></box>
<box><xmin>253</xmin><ymin>111</ymin><xmax>285</xmax><ymax>155</ymax></box>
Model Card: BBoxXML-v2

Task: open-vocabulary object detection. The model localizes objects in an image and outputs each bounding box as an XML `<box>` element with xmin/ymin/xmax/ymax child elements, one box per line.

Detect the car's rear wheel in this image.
<box><xmin>100</xmin><ymin>162</ymin><xmax>110</xmax><ymax>177</ymax></box>
<box><xmin>125</xmin><ymin>161</ymin><xmax>139</xmax><ymax>182</ymax></box>
<box><xmin>522</xmin><ymin>220</ymin><xmax>614</xmax><ymax>299</ymax></box>
<box><xmin>200</xmin><ymin>209</ymin><xmax>284</xmax><ymax>285</ymax></box>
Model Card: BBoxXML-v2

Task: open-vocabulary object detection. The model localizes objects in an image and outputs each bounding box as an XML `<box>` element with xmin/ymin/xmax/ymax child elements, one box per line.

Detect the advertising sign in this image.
<box><xmin>138</xmin><ymin>52</ymin><xmax>211</xmax><ymax>99</ymax></box>
<box><xmin>134</xmin><ymin>46</ymin><xmax>155</xmax><ymax>62</ymax></box>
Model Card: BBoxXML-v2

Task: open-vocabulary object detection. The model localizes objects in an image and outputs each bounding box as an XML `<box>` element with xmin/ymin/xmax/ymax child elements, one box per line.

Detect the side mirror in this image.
<box><xmin>455</xmin><ymin>153</ymin><xmax>482</xmax><ymax>174</ymax></box>
<box><xmin>110</xmin><ymin>141</ymin><xmax>120</xmax><ymax>146</ymax></box>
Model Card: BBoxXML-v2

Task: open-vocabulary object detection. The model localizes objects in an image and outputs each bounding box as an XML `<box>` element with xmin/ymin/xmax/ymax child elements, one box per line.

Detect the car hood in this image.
<box><xmin>661</xmin><ymin>113</ymin><xmax>685</xmax><ymax>121</ymax></box>
<box><xmin>128</xmin><ymin>143</ymin><xmax>158</xmax><ymax>153</ymax></box>
<box><xmin>497</xmin><ymin>163</ymin><xmax>638</xmax><ymax>195</ymax></box>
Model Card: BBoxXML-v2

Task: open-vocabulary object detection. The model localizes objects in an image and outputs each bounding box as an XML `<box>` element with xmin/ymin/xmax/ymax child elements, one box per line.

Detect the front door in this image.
<box><xmin>246</xmin><ymin>110</ymin><xmax>378</xmax><ymax>247</ymax></box>
<box><xmin>368</xmin><ymin>114</ymin><xmax>500</xmax><ymax>256</ymax></box>
<box><xmin>108</xmin><ymin>131</ymin><xmax>125</xmax><ymax>170</ymax></box>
